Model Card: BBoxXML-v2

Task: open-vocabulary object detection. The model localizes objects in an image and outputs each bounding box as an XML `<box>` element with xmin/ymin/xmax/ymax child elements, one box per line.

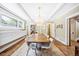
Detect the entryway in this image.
<box><xmin>68</xmin><ymin>15</ymin><xmax>79</xmax><ymax>46</ymax></box>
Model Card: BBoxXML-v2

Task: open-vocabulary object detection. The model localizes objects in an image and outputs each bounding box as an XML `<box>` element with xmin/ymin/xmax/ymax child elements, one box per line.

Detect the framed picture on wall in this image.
<box><xmin>0</xmin><ymin>15</ymin><xmax>17</xmax><ymax>27</ymax></box>
<box><xmin>0</xmin><ymin>14</ymin><xmax>25</xmax><ymax>29</ymax></box>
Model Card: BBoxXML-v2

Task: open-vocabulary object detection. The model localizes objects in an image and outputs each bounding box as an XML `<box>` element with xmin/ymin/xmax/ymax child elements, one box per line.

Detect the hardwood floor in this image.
<box><xmin>54</xmin><ymin>40</ymin><xmax>77</xmax><ymax>56</ymax></box>
<box><xmin>0</xmin><ymin>33</ymin><xmax>67</xmax><ymax>56</ymax></box>
<box><xmin>0</xmin><ymin>38</ymin><xmax>65</xmax><ymax>56</ymax></box>
<box><xmin>25</xmin><ymin>43</ymin><xmax>64</xmax><ymax>56</ymax></box>
<box><xmin>1</xmin><ymin>35</ymin><xmax>77</xmax><ymax>56</ymax></box>
<box><xmin>0</xmin><ymin>39</ymin><xmax>25</xmax><ymax>56</ymax></box>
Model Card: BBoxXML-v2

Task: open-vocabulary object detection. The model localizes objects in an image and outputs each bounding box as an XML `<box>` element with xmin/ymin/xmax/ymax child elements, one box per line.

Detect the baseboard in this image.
<box><xmin>0</xmin><ymin>36</ymin><xmax>25</xmax><ymax>56</ymax></box>
<box><xmin>51</xmin><ymin>36</ymin><xmax>68</xmax><ymax>45</ymax></box>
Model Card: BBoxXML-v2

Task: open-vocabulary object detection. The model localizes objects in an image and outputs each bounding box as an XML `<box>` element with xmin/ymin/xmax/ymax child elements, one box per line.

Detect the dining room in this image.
<box><xmin>0</xmin><ymin>3</ymin><xmax>79</xmax><ymax>56</ymax></box>
<box><xmin>25</xmin><ymin>22</ymin><xmax>64</xmax><ymax>56</ymax></box>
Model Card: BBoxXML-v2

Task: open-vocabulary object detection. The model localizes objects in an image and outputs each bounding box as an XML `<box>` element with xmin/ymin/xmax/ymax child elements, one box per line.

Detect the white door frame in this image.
<box><xmin>66</xmin><ymin>13</ymin><xmax>79</xmax><ymax>46</ymax></box>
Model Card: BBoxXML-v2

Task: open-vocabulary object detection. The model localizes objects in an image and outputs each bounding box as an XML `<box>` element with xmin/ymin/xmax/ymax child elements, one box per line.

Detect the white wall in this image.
<box><xmin>51</xmin><ymin>4</ymin><xmax>79</xmax><ymax>45</ymax></box>
<box><xmin>0</xmin><ymin>29</ymin><xmax>26</xmax><ymax>46</ymax></box>
<box><xmin>0</xmin><ymin>4</ymin><xmax>27</xmax><ymax>47</ymax></box>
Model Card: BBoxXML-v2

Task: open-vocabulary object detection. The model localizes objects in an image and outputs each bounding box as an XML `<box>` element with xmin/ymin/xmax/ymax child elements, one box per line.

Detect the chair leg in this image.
<box><xmin>35</xmin><ymin>43</ymin><xmax>38</xmax><ymax>56</ymax></box>
<box><xmin>40</xmin><ymin>48</ymin><xmax>43</xmax><ymax>56</ymax></box>
<box><xmin>26</xmin><ymin>47</ymin><xmax>30</xmax><ymax>56</ymax></box>
<box><xmin>35</xmin><ymin>48</ymin><xmax>37</xmax><ymax>56</ymax></box>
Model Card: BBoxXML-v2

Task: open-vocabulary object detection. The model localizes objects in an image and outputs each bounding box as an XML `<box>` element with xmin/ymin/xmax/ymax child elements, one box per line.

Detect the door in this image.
<box><xmin>69</xmin><ymin>18</ymin><xmax>76</xmax><ymax>46</ymax></box>
<box><xmin>70</xmin><ymin>19</ymin><xmax>76</xmax><ymax>41</ymax></box>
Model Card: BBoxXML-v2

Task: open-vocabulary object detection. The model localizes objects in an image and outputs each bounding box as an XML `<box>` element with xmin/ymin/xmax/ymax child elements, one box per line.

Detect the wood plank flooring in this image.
<box><xmin>54</xmin><ymin>40</ymin><xmax>77</xmax><ymax>56</ymax></box>
<box><xmin>0</xmin><ymin>39</ymin><xmax>25</xmax><ymax>56</ymax></box>
<box><xmin>0</xmin><ymin>40</ymin><xmax>65</xmax><ymax>56</ymax></box>
<box><xmin>23</xmin><ymin>43</ymin><xmax>64</xmax><ymax>56</ymax></box>
<box><xmin>1</xmin><ymin>36</ymin><xmax>77</xmax><ymax>56</ymax></box>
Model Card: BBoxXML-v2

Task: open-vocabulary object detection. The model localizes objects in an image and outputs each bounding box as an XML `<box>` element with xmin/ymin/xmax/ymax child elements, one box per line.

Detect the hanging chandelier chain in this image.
<box><xmin>38</xmin><ymin>6</ymin><xmax>41</xmax><ymax>17</ymax></box>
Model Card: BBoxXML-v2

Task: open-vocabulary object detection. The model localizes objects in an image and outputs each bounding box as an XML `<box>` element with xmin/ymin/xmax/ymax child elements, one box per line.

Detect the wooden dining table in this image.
<box><xmin>26</xmin><ymin>33</ymin><xmax>50</xmax><ymax>56</ymax></box>
<box><xmin>27</xmin><ymin>33</ymin><xmax>49</xmax><ymax>43</ymax></box>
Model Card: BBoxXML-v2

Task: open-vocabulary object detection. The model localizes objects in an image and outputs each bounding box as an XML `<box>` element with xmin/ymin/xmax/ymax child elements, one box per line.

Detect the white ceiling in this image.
<box><xmin>20</xmin><ymin>3</ymin><xmax>63</xmax><ymax>21</ymax></box>
<box><xmin>0</xmin><ymin>3</ymin><xmax>29</xmax><ymax>21</ymax></box>
<box><xmin>51</xmin><ymin>3</ymin><xmax>79</xmax><ymax>19</ymax></box>
<box><xmin>1</xmin><ymin>3</ymin><xmax>79</xmax><ymax>23</ymax></box>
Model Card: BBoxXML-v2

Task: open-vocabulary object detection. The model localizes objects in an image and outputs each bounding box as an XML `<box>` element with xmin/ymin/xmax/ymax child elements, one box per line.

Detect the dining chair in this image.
<box><xmin>39</xmin><ymin>38</ymin><xmax>53</xmax><ymax>55</ymax></box>
<box><xmin>45</xmin><ymin>34</ymin><xmax>49</xmax><ymax>38</ymax></box>
<box><xmin>41</xmin><ymin>38</ymin><xmax>53</xmax><ymax>49</ymax></box>
<box><xmin>26</xmin><ymin>34</ymin><xmax>41</xmax><ymax>56</ymax></box>
<box><xmin>26</xmin><ymin>34</ymin><xmax>37</xmax><ymax>56</ymax></box>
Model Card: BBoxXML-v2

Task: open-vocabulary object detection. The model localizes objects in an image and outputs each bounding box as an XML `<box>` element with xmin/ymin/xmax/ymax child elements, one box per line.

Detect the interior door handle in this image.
<box><xmin>72</xmin><ymin>32</ymin><xmax>74</xmax><ymax>34</ymax></box>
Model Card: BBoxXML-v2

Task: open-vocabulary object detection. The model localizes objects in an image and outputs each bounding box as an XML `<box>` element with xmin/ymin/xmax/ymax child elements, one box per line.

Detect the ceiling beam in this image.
<box><xmin>48</xmin><ymin>3</ymin><xmax>64</xmax><ymax>20</ymax></box>
<box><xmin>17</xmin><ymin>3</ymin><xmax>34</xmax><ymax>22</ymax></box>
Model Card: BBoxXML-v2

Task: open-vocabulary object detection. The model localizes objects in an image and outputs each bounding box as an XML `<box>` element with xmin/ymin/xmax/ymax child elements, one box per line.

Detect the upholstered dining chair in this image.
<box><xmin>38</xmin><ymin>38</ymin><xmax>53</xmax><ymax>55</ymax></box>
<box><xmin>26</xmin><ymin>34</ymin><xmax>41</xmax><ymax>56</ymax></box>
<box><xmin>41</xmin><ymin>38</ymin><xmax>53</xmax><ymax>49</ymax></box>
<box><xmin>26</xmin><ymin>34</ymin><xmax>37</xmax><ymax>56</ymax></box>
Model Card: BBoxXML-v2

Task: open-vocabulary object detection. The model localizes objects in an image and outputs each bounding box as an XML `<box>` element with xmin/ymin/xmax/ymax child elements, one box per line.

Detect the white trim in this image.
<box><xmin>60</xmin><ymin>4</ymin><xmax>79</xmax><ymax>17</ymax></box>
<box><xmin>67</xmin><ymin>12</ymin><xmax>79</xmax><ymax>19</ymax></box>
<box><xmin>64</xmin><ymin>18</ymin><xmax>69</xmax><ymax>45</ymax></box>
<box><xmin>66</xmin><ymin>12</ymin><xmax>79</xmax><ymax>45</ymax></box>
<box><xmin>0</xmin><ymin>3</ymin><xmax>26</xmax><ymax>22</ymax></box>
<box><xmin>55</xmin><ymin>37</ymin><xmax>68</xmax><ymax>45</ymax></box>
<box><xmin>49</xmin><ymin>3</ymin><xmax>64</xmax><ymax>19</ymax></box>
<box><xmin>17</xmin><ymin>3</ymin><xmax>34</xmax><ymax>22</ymax></box>
<box><xmin>0</xmin><ymin>26</ymin><xmax>23</xmax><ymax>31</ymax></box>
<box><xmin>0</xmin><ymin>36</ymin><xmax>25</xmax><ymax>53</ymax></box>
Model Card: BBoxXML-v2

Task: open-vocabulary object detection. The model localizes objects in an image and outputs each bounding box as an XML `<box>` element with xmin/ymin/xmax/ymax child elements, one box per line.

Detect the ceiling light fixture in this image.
<box><xmin>35</xmin><ymin>6</ymin><xmax>44</xmax><ymax>24</ymax></box>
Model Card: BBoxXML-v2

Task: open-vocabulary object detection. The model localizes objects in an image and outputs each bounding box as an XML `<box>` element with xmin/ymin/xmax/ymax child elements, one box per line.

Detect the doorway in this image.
<box><xmin>68</xmin><ymin>15</ymin><xmax>79</xmax><ymax>46</ymax></box>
